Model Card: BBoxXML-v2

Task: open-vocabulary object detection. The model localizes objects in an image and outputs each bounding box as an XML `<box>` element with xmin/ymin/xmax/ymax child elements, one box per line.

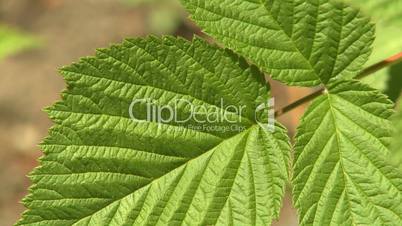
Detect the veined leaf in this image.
<box><xmin>17</xmin><ymin>36</ymin><xmax>291</xmax><ymax>225</ymax></box>
<box><xmin>293</xmin><ymin>80</ymin><xmax>402</xmax><ymax>225</ymax></box>
<box><xmin>179</xmin><ymin>0</ymin><xmax>374</xmax><ymax>86</ymax></box>
<box><xmin>391</xmin><ymin>99</ymin><xmax>402</xmax><ymax>166</ymax></box>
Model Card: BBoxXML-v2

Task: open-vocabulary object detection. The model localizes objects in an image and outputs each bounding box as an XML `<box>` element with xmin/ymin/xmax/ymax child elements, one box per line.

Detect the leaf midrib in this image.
<box><xmin>189</xmin><ymin>0</ymin><xmax>325</xmax><ymax>84</ymax></box>
<box><xmin>61</xmin><ymin>69</ymin><xmax>255</xmax><ymax>127</ymax></box>
<box><xmin>70</xmin><ymin>125</ymin><xmax>258</xmax><ymax>225</ymax></box>
<box><xmin>326</xmin><ymin>93</ymin><xmax>402</xmax><ymax>225</ymax></box>
<box><xmin>326</xmin><ymin>93</ymin><xmax>358</xmax><ymax>226</ymax></box>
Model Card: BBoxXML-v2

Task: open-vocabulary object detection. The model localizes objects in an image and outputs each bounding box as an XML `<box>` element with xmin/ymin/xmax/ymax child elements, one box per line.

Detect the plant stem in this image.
<box><xmin>275</xmin><ymin>52</ymin><xmax>402</xmax><ymax>117</ymax></box>
<box><xmin>275</xmin><ymin>88</ymin><xmax>324</xmax><ymax>117</ymax></box>
<box><xmin>356</xmin><ymin>52</ymin><xmax>402</xmax><ymax>79</ymax></box>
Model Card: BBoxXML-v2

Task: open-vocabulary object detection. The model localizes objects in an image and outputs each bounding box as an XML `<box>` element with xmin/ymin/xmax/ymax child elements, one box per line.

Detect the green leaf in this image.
<box><xmin>293</xmin><ymin>79</ymin><xmax>402</xmax><ymax>225</ymax></box>
<box><xmin>393</xmin><ymin>101</ymin><xmax>402</xmax><ymax>149</ymax></box>
<box><xmin>179</xmin><ymin>0</ymin><xmax>374</xmax><ymax>86</ymax></box>
<box><xmin>17</xmin><ymin>36</ymin><xmax>291</xmax><ymax>225</ymax></box>
<box><xmin>0</xmin><ymin>25</ymin><xmax>37</xmax><ymax>60</ymax></box>
<box><xmin>390</xmin><ymin>99</ymin><xmax>402</xmax><ymax>165</ymax></box>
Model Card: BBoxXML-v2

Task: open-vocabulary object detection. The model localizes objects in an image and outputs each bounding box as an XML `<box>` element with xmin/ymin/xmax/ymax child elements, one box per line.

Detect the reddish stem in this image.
<box><xmin>275</xmin><ymin>52</ymin><xmax>402</xmax><ymax>117</ymax></box>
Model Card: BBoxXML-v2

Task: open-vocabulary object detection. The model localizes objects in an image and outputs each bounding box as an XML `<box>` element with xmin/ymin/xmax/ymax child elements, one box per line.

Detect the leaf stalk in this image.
<box><xmin>275</xmin><ymin>52</ymin><xmax>402</xmax><ymax>117</ymax></box>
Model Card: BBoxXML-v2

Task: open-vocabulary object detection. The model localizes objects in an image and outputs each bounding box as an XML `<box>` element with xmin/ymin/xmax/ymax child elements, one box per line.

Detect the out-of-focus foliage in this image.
<box><xmin>120</xmin><ymin>0</ymin><xmax>157</xmax><ymax>7</ymax></box>
<box><xmin>121</xmin><ymin>0</ymin><xmax>183</xmax><ymax>35</ymax></box>
<box><xmin>0</xmin><ymin>25</ymin><xmax>37</xmax><ymax>60</ymax></box>
<box><xmin>348</xmin><ymin>0</ymin><xmax>402</xmax><ymax>96</ymax></box>
<box><xmin>385</xmin><ymin>63</ymin><xmax>402</xmax><ymax>102</ymax></box>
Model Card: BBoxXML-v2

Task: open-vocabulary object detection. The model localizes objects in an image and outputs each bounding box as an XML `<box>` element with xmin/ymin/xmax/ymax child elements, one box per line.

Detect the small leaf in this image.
<box><xmin>17</xmin><ymin>36</ymin><xmax>291</xmax><ymax>226</ymax></box>
<box><xmin>293</xmin><ymin>80</ymin><xmax>402</xmax><ymax>225</ymax></box>
<box><xmin>179</xmin><ymin>0</ymin><xmax>374</xmax><ymax>86</ymax></box>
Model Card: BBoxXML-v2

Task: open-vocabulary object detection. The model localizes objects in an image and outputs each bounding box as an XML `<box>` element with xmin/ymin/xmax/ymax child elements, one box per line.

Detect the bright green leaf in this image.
<box><xmin>17</xmin><ymin>36</ymin><xmax>291</xmax><ymax>226</ymax></box>
<box><xmin>179</xmin><ymin>0</ymin><xmax>374</xmax><ymax>86</ymax></box>
<box><xmin>293</xmin><ymin>80</ymin><xmax>402</xmax><ymax>225</ymax></box>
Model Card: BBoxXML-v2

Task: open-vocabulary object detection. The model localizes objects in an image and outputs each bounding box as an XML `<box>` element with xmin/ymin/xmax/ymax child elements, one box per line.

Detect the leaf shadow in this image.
<box><xmin>385</xmin><ymin>61</ymin><xmax>402</xmax><ymax>103</ymax></box>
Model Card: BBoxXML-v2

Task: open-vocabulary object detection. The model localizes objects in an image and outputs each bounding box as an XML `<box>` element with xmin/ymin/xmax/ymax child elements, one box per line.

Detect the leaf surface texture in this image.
<box><xmin>17</xmin><ymin>36</ymin><xmax>291</xmax><ymax>226</ymax></box>
<box><xmin>180</xmin><ymin>0</ymin><xmax>374</xmax><ymax>86</ymax></box>
<box><xmin>293</xmin><ymin>80</ymin><xmax>402</xmax><ymax>226</ymax></box>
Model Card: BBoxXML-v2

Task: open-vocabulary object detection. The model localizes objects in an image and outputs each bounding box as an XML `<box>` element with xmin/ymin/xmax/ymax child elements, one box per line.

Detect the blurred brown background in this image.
<box><xmin>0</xmin><ymin>0</ymin><xmax>328</xmax><ymax>225</ymax></box>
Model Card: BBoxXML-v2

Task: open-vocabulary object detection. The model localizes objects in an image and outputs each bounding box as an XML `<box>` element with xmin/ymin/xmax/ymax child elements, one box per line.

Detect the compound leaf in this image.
<box><xmin>17</xmin><ymin>36</ymin><xmax>290</xmax><ymax>226</ymax></box>
<box><xmin>180</xmin><ymin>0</ymin><xmax>374</xmax><ymax>86</ymax></box>
<box><xmin>293</xmin><ymin>80</ymin><xmax>402</xmax><ymax>226</ymax></box>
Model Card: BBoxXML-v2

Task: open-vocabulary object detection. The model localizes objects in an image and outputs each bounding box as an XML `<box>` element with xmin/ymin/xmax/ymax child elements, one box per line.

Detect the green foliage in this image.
<box><xmin>17</xmin><ymin>0</ymin><xmax>402</xmax><ymax>225</ymax></box>
<box><xmin>293</xmin><ymin>80</ymin><xmax>402</xmax><ymax>225</ymax></box>
<box><xmin>179</xmin><ymin>0</ymin><xmax>374</xmax><ymax>87</ymax></box>
<box><xmin>147</xmin><ymin>4</ymin><xmax>182</xmax><ymax>35</ymax></box>
<box><xmin>391</xmin><ymin>99</ymin><xmax>402</xmax><ymax>164</ymax></box>
<box><xmin>0</xmin><ymin>25</ymin><xmax>37</xmax><ymax>60</ymax></box>
<box><xmin>17</xmin><ymin>37</ymin><xmax>290</xmax><ymax>225</ymax></box>
<box><xmin>121</xmin><ymin>0</ymin><xmax>182</xmax><ymax>35</ymax></box>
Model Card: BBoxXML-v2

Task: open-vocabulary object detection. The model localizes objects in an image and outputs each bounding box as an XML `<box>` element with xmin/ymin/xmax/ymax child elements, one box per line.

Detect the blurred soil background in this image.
<box><xmin>0</xmin><ymin>0</ymin><xmax>332</xmax><ymax>225</ymax></box>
